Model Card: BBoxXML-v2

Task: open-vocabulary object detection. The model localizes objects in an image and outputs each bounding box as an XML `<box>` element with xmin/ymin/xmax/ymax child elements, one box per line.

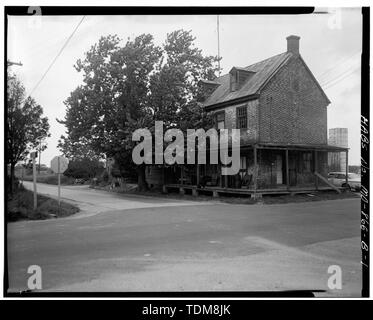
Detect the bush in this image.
<box><xmin>93</xmin><ymin>170</ymin><xmax>109</xmax><ymax>187</ymax></box>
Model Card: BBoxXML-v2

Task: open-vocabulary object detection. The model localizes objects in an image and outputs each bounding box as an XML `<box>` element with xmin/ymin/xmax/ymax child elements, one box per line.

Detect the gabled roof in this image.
<box><xmin>199</xmin><ymin>79</ymin><xmax>221</xmax><ymax>86</ymax></box>
<box><xmin>229</xmin><ymin>66</ymin><xmax>255</xmax><ymax>74</ymax></box>
<box><xmin>204</xmin><ymin>52</ymin><xmax>292</xmax><ymax>109</ymax></box>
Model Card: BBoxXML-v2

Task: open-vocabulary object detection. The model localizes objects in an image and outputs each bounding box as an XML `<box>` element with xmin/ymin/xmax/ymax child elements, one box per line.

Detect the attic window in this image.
<box><xmin>198</xmin><ymin>79</ymin><xmax>221</xmax><ymax>102</ymax></box>
<box><xmin>229</xmin><ymin>67</ymin><xmax>255</xmax><ymax>92</ymax></box>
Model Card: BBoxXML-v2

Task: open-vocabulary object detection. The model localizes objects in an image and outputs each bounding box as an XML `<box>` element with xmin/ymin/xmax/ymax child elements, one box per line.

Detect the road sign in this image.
<box><xmin>50</xmin><ymin>156</ymin><xmax>69</xmax><ymax>174</ymax></box>
<box><xmin>50</xmin><ymin>156</ymin><xmax>69</xmax><ymax>208</ymax></box>
<box><xmin>30</xmin><ymin>151</ymin><xmax>38</xmax><ymax>158</ymax></box>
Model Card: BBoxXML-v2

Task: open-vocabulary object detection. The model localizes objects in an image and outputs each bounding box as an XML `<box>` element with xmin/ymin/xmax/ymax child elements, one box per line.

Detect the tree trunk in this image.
<box><xmin>9</xmin><ymin>162</ymin><xmax>16</xmax><ymax>195</ymax></box>
<box><xmin>136</xmin><ymin>164</ymin><xmax>148</xmax><ymax>192</ymax></box>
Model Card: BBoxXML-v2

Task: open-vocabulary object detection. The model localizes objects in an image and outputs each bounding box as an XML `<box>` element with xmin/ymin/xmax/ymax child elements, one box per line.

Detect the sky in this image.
<box><xmin>7</xmin><ymin>8</ymin><xmax>362</xmax><ymax>165</ymax></box>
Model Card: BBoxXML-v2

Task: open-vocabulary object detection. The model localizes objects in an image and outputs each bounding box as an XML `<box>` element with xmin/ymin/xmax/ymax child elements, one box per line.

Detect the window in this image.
<box><xmin>215</xmin><ymin>112</ymin><xmax>225</xmax><ymax>130</ymax></box>
<box><xmin>236</xmin><ymin>106</ymin><xmax>247</xmax><ymax>129</ymax></box>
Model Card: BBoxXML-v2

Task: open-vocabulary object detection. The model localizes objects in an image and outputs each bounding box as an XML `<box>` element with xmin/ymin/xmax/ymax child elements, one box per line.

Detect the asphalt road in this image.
<box><xmin>7</xmin><ymin>182</ymin><xmax>361</xmax><ymax>296</ymax></box>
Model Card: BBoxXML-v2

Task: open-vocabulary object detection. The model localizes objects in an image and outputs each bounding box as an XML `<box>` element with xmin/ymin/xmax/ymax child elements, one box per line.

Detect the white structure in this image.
<box><xmin>328</xmin><ymin>128</ymin><xmax>348</xmax><ymax>171</ymax></box>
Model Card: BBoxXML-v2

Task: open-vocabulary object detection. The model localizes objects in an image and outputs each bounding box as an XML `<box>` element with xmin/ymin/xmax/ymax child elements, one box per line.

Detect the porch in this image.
<box><xmin>162</xmin><ymin>184</ymin><xmax>339</xmax><ymax>198</ymax></box>
<box><xmin>158</xmin><ymin>143</ymin><xmax>349</xmax><ymax>198</ymax></box>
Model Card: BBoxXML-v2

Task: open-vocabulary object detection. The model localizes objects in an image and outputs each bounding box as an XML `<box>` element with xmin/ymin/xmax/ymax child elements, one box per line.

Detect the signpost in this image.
<box><xmin>30</xmin><ymin>151</ymin><xmax>38</xmax><ymax>210</ymax></box>
<box><xmin>50</xmin><ymin>156</ymin><xmax>69</xmax><ymax>207</ymax></box>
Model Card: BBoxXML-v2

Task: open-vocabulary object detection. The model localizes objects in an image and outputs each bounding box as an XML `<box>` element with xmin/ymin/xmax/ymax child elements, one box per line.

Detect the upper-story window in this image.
<box><xmin>236</xmin><ymin>106</ymin><xmax>247</xmax><ymax>129</ymax></box>
<box><xmin>215</xmin><ymin>112</ymin><xmax>225</xmax><ymax>130</ymax></box>
<box><xmin>229</xmin><ymin>67</ymin><xmax>255</xmax><ymax>92</ymax></box>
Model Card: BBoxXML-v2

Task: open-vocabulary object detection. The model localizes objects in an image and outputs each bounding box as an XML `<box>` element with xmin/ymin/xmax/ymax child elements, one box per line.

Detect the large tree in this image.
<box><xmin>7</xmin><ymin>74</ymin><xmax>50</xmax><ymax>192</ymax></box>
<box><xmin>58</xmin><ymin>30</ymin><xmax>219</xmax><ymax>190</ymax></box>
<box><xmin>64</xmin><ymin>157</ymin><xmax>104</xmax><ymax>180</ymax></box>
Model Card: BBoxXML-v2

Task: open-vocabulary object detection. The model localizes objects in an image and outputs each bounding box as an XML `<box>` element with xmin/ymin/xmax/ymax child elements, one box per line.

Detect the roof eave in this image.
<box><xmin>204</xmin><ymin>94</ymin><xmax>260</xmax><ymax>111</ymax></box>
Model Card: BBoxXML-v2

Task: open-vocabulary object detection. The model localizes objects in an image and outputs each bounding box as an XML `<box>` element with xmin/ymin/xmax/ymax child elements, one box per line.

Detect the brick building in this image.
<box><xmin>157</xmin><ymin>35</ymin><xmax>348</xmax><ymax>196</ymax></box>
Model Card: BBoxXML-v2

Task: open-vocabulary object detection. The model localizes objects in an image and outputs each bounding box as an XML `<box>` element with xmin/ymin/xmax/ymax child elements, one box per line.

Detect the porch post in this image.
<box><xmin>162</xmin><ymin>165</ymin><xmax>165</xmax><ymax>184</ymax></box>
<box><xmin>253</xmin><ymin>145</ymin><xmax>258</xmax><ymax>192</ymax></box>
<box><xmin>180</xmin><ymin>165</ymin><xmax>185</xmax><ymax>195</ymax></box>
<box><xmin>181</xmin><ymin>165</ymin><xmax>184</xmax><ymax>186</ymax></box>
<box><xmin>219</xmin><ymin>164</ymin><xmax>223</xmax><ymax>187</ymax></box>
<box><xmin>345</xmin><ymin>149</ymin><xmax>349</xmax><ymax>186</ymax></box>
<box><xmin>196</xmin><ymin>164</ymin><xmax>200</xmax><ymax>186</ymax></box>
<box><xmin>286</xmin><ymin>149</ymin><xmax>290</xmax><ymax>190</ymax></box>
<box><xmin>314</xmin><ymin>150</ymin><xmax>318</xmax><ymax>190</ymax></box>
<box><xmin>162</xmin><ymin>165</ymin><xmax>167</xmax><ymax>193</ymax></box>
<box><xmin>224</xmin><ymin>154</ymin><xmax>228</xmax><ymax>188</ymax></box>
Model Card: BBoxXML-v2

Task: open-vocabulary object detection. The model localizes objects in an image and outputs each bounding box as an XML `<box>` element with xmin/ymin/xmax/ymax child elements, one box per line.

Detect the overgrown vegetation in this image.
<box><xmin>7</xmin><ymin>73</ymin><xmax>50</xmax><ymax>194</ymax></box>
<box><xmin>7</xmin><ymin>182</ymin><xmax>79</xmax><ymax>222</ymax></box>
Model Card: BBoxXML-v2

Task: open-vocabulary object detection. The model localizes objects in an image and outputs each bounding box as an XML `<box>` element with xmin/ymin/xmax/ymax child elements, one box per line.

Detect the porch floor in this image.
<box><xmin>163</xmin><ymin>184</ymin><xmax>339</xmax><ymax>197</ymax></box>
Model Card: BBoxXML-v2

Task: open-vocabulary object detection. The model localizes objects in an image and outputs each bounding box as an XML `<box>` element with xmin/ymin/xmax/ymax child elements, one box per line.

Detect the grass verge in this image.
<box><xmin>20</xmin><ymin>174</ymin><xmax>75</xmax><ymax>185</ymax></box>
<box><xmin>7</xmin><ymin>185</ymin><xmax>79</xmax><ymax>222</ymax></box>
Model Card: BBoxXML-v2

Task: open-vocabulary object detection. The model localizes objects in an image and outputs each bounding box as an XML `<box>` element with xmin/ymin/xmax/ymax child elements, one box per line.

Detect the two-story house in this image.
<box><xmin>152</xmin><ymin>35</ymin><xmax>348</xmax><ymax>197</ymax></box>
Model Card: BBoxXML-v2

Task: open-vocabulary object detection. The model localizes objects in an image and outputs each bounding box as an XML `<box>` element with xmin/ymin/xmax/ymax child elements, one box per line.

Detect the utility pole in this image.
<box><xmin>31</xmin><ymin>151</ymin><xmax>38</xmax><ymax>210</ymax></box>
<box><xmin>38</xmin><ymin>138</ymin><xmax>42</xmax><ymax>174</ymax></box>
<box><xmin>58</xmin><ymin>157</ymin><xmax>61</xmax><ymax>207</ymax></box>
<box><xmin>39</xmin><ymin>141</ymin><xmax>41</xmax><ymax>174</ymax></box>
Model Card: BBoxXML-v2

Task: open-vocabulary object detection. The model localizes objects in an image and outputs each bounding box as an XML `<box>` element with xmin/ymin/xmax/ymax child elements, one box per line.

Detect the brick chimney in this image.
<box><xmin>286</xmin><ymin>35</ymin><xmax>300</xmax><ymax>55</ymax></box>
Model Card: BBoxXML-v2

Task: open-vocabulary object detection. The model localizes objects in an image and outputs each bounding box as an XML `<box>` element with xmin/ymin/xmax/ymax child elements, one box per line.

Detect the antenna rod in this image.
<box><xmin>217</xmin><ymin>15</ymin><xmax>221</xmax><ymax>76</ymax></box>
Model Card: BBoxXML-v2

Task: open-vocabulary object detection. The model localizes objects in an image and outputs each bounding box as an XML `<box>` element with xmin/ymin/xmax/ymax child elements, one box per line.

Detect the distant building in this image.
<box><xmin>328</xmin><ymin>128</ymin><xmax>348</xmax><ymax>171</ymax></box>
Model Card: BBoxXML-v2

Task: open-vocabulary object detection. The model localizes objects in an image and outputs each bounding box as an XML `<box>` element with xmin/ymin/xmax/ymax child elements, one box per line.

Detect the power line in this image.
<box><xmin>321</xmin><ymin>63</ymin><xmax>360</xmax><ymax>87</ymax></box>
<box><xmin>28</xmin><ymin>16</ymin><xmax>86</xmax><ymax>97</ymax></box>
<box><xmin>217</xmin><ymin>15</ymin><xmax>221</xmax><ymax>76</ymax></box>
<box><xmin>322</xmin><ymin>66</ymin><xmax>360</xmax><ymax>90</ymax></box>
<box><xmin>319</xmin><ymin>60</ymin><xmax>360</xmax><ymax>86</ymax></box>
<box><xmin>317</xmin><ymin>51</ymin><xmax>360</xmax><ymax>82</ymax></box>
